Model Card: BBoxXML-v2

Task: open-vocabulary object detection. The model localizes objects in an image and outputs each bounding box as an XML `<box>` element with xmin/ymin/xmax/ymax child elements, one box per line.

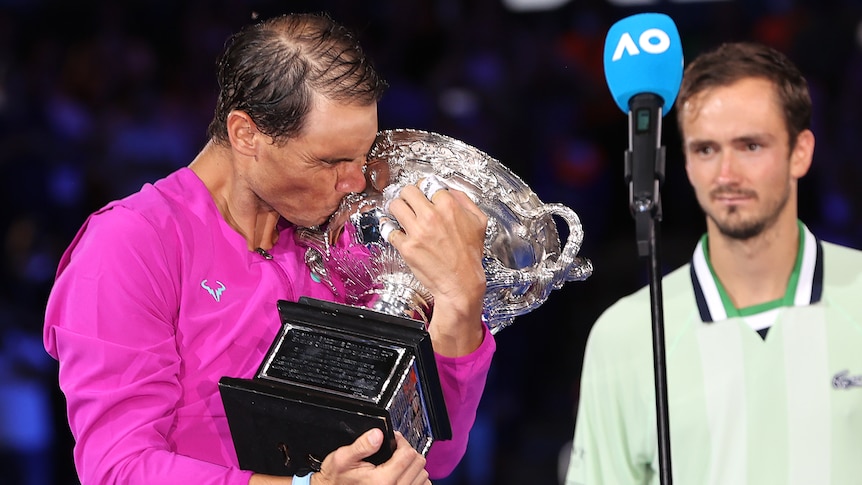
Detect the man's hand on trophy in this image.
<box><xmin>386</xmin><ymin>178</ymin><xmax>489</xmax><ymax>357</ymax></box>
<box><xmin>313</xmin><ymin>429</ymin><xmax>430</xmax><ymax>485</ymax></box>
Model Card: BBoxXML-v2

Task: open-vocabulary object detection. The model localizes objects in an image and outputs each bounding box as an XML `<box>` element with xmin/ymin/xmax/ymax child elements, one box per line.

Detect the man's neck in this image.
<box><xmin>189</xmin><ymin>141</ymin><xmax>282</xmax><ymax>251</ymax></box>
<box><xmin>706</xmin><ymin>217</ymin><xmax>800</xmax><ymax>309</ymax></box>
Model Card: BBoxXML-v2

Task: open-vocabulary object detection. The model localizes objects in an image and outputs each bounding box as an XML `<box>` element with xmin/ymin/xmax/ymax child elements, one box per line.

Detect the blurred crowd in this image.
<box><xmin>1</xmin><ymin>0</ymin><xmax>860</xmax><ymax>484</ymax></box>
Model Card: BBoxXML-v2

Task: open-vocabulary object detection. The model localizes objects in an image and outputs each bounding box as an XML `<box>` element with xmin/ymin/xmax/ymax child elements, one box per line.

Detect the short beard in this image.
<box><xmin>708</xmin><ymin>186</ymin><xmax>790</xmax><ymax>241</ymax></box>
<box><xmin>712</xmin><ymin>209</ymin><xmax>769</xmax><ymax>240</ymax></box>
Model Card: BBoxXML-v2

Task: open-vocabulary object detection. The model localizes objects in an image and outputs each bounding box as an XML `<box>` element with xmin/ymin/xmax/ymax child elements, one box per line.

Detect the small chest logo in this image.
<box><xmin>832</xmin><ymin>370</ymin><xmax>862</xmax><ymax>390</ymax></box>
<box><xmin>201</xmin><ymin>279</ymin><xmax>226</xmax><ymax>302</ymax></box>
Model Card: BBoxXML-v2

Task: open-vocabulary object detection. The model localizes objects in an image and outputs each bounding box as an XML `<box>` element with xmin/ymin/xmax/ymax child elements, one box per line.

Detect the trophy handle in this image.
<box><xmin>534</xmin><ymin>203</ymin><xmax>594</xmax><ymax>284</ymax></box>
<box><xmin>482</xmin><ymin>202</ymin><xmax>593</xmax><ymax>334</ymax></box>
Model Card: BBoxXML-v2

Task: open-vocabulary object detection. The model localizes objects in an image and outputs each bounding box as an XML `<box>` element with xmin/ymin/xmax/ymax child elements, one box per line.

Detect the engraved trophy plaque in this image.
<box><xmin>219</xmin><ymin>297</ymin><xmax>450</xmax><ymax>476</ymax></box>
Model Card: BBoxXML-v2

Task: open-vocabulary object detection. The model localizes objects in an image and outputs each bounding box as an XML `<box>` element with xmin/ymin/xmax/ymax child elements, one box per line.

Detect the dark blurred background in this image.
<box><xmin>1</xmin><ymin>0</ymin><xmax>860</xmax><ymax>484</ymax></box>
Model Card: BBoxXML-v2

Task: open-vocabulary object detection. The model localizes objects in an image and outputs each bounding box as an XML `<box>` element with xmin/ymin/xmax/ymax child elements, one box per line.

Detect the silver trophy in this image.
<box><xmin>296</xmin><ymin>129</ymin><xmax>593</xmax><ymax>334</ymax></box>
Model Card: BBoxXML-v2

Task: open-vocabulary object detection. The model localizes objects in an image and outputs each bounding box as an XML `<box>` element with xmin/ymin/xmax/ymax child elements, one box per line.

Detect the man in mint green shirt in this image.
<box><xmin>566</xmin><ymin>42</ymin><xmax>862</xmax><ymax>485</ymax></box>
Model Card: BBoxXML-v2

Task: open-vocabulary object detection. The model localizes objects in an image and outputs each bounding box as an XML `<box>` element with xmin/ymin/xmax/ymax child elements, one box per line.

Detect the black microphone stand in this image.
<box><xmin>625</xmin><ymin>93</ymin><xmax>673</xmax><ymax>485</ymax></box>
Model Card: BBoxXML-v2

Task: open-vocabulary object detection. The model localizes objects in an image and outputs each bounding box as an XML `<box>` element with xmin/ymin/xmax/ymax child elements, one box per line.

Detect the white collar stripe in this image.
<box><xmin>794</xmin><ymin>225</ymin><xmax>817</xmax><ymax>305</ymax></box>
<box><xmin>692</xmin><ymin>239</ymin><xmax>727</xmax><ymax>322</ymax></box>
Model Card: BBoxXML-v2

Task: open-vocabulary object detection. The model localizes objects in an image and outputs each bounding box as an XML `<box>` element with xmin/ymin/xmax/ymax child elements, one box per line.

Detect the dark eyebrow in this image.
<box><xmin>731</xmin><ymin>134</ymin><xmax>769</xmax><ymax>145</ymax></box>
<box><xmin>684</xmin><ymin>139</ymin><xmax>715</xmax><ymax>150</ymax></box>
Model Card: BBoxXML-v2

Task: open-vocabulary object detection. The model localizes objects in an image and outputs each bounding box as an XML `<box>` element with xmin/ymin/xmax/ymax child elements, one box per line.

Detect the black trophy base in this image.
<box><xmin>218</xmin><ymin>297</ymin><xmax>450</xmax><ymax>477</ymax></box>
<box><xmin>219</xmin><ymin>376</ymin><xmax>395</xmax><ymax>476</ymax></box>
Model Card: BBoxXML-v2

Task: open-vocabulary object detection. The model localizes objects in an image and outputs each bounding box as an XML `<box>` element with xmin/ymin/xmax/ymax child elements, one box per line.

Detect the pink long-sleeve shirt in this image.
<box><xmin>43</xmin><ymin>168</ymin><xmax>495</xmax><ymax>484</ymax></box>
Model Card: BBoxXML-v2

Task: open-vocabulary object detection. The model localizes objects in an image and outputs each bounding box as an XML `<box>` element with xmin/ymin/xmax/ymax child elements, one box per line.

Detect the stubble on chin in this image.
<box><xmin>711</xmin><ymin>208</ymin><xmax>768</xmax><ymax>240</ymax></box>
<box><xmin>706</xmin><ymin>189</ymin><xmax>790</xmax><ymax>241</ymax></box>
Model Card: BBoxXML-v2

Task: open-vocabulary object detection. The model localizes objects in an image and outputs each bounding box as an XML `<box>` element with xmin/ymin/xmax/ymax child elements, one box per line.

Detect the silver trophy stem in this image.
<box><xmin>362</xmin><ymin>279</ymin><xmax>433</xmax><ymax>325</ymax></box>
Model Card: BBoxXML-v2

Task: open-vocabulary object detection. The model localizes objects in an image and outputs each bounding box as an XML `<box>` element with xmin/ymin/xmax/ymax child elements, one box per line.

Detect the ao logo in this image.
<box><xmin>611</xmin><ymin>28</ymin><xmax>671</xmax><ymax>61</ymax></box>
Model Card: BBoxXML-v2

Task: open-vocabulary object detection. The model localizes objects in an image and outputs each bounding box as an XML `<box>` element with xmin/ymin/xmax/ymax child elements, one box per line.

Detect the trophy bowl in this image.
<box><xmin>296</xmin><ymin>129</ymin><xmax>592</xmax><ymax>334</ymax></box>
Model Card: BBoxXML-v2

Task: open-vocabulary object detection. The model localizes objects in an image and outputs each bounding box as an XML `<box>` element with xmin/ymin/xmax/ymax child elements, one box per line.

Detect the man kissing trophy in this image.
<box><xmin>219</xmin><ymin>129</ymin><xmax>593</xmax><ymax>476</ymax></box>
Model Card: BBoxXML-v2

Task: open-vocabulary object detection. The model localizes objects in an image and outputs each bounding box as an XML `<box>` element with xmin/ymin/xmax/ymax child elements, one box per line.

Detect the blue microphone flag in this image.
<box><xmin>603</xmin><ymin>13</ymin><xmax>683</xmax><ymax>115</ymax></box>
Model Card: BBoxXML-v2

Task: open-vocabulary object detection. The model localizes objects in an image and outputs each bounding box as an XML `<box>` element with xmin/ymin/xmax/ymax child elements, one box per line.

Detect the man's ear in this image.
<box><xmin>790</xmin><ymin>129</ymin><xmax>815</xmax><ymax>179</ymax></box>
<box><xmin>226</xmin><ymin>110</ymin><xmax>258</xmax><ymax>157</ymax></box>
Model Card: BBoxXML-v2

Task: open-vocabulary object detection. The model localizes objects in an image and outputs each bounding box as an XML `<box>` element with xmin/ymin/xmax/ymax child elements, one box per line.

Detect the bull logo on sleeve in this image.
<box><xmin>201</xmin><ymin>279</ymin><xmax>226</xmax><ymax>302</ymax></box>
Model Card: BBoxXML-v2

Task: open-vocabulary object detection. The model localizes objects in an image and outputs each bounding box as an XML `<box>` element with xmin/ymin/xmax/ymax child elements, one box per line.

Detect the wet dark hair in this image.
<box><xmin>677</xmin><ymin>42</ymin><xmax>811</xmax><ymax>147</ymax></box>
<box><xmin>206</xmin><ymin>13</ymin><xmax>387</xmax><ymax>146</ymax></box>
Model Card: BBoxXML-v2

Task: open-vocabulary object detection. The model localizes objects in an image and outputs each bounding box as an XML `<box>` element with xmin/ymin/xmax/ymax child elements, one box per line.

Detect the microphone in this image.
<box><xmin>603</xmin><ymin>16</ymin><xmax>682</xmax><ymax>485</ymax></box>
<box><xmin>603</xmin><ymin>13</ymin><xmax>683</xmax><ymax>255</ymax></box>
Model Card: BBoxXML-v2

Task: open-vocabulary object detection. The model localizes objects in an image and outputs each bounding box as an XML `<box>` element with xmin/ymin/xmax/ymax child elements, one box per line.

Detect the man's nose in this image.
<box><xmin>337</xmin><ymin>159</ymin><xmax>368</xmax><ymax>194</ymax></box>
<box><xmin>716</xmin><ymin>151</ymin><xmax>741</xmax><ymax>182</ymax></box>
